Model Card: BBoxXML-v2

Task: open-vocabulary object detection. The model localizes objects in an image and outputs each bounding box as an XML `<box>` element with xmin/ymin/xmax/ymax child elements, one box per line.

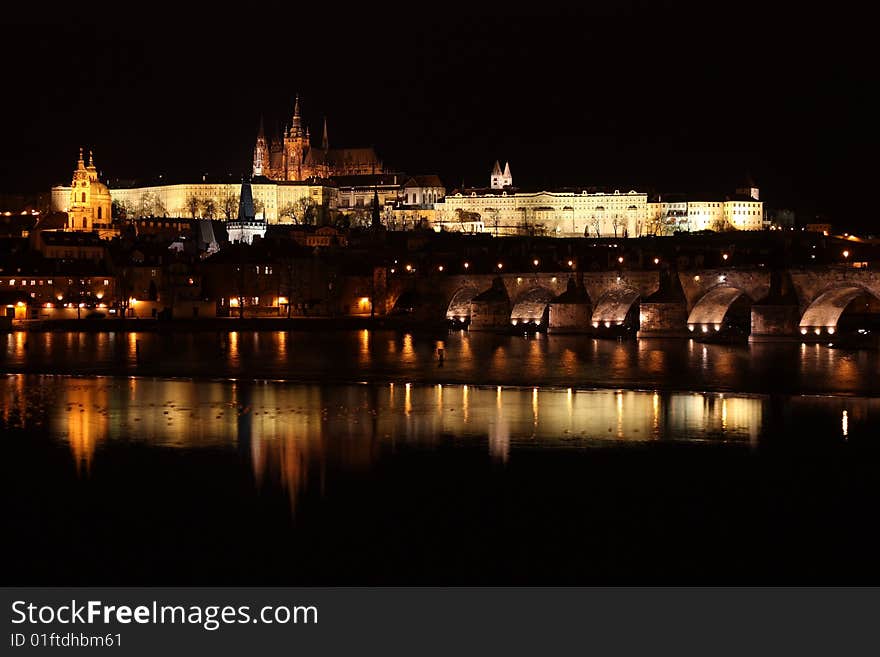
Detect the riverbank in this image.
<box><xmin>2</xmin><ymin>316</ymin><xmax>451</xmax><ymax>333</ymax></box>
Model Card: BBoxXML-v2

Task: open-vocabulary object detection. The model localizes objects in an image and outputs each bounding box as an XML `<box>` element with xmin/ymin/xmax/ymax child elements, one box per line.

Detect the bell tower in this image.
<box><xmin>68</xmin><ymin>147</ymin><xmax>92</xmax><ymax>230</ymax></box>
<box><xmin>284</xmin><ymin>95</ymin><xmax>306</xmax><ymax>181</ymax></box>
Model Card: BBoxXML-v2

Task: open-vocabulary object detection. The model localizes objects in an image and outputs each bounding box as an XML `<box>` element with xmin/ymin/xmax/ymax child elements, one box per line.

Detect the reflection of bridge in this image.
<box><xmin>386</xmin><ymin>267</ymin><xmax>880</xmax><ymax>340</ymax></box>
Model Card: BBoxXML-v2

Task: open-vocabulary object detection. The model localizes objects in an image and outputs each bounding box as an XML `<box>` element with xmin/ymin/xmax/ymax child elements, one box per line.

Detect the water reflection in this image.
<box><xmin>4</xmin><ymin>330</ymin><xmax>880</xmax><ymax>396</ymax></box>
<box><xmin>5</xmin><ymin>375</ymin><xmax>880</xmax><ymax>517</ymax></box>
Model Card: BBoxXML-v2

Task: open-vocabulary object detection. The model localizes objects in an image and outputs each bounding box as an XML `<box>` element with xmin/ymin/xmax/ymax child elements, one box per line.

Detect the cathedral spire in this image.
<box><xmin>291</xmin><ymin>94</ymin><xmax>302</xmax><ymax>137</ymax></box>
<box><xmin>77</xmin><ymin>147</ymin><xmax>85</xmax><ymax>168</ymax></box>
<box><xmin>322</xmin><ymin>116</ymin><xmax>328</xmax><ymax>151</ymax></box>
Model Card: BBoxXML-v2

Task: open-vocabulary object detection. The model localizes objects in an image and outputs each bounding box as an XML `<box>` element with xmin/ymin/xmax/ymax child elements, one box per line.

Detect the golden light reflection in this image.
<box><xmin>228</xmin><ymin>331</ymin><xmax>239</xmax><ymax>365</ymax></box>
<box><xmin>358</xmin><ymin>329</ymin><xmax>370</xmax><ymax>365</ymax></box>
<box><xmin>277</xmin><ymin>330</ymin><xmax>288</xmax><ymax>360</ymax></box>
<box><xmin>463</xmin><ymin>384</ymin><xmax>469</xmax><ymax>423</ymax></box>
<box><xmin>842</xmin><ymin>409</ymin><xmax>848</xmax><ymax>438</ymax></box>
<box><xmin>616</xmin><ymin>391</ymin><xmax>624</xmax><ymax>438</ymax></box>
<box><xmin>65</xmin><ymin>384</ymin><xmax>108</xmax><ymax>475</ymax></box>
<box><xmin>532</xmin><ymin>387</ymin><xmax>539</xmax><ymax>429</ymax></box>
<box><xmin>1</xmin><ymin>376</ymin><xmax>812</xmax><ymax>514</ymax></box>
<box><xmin>402</xmin><ymin>332</ymin><xmax>414</xmax><ymax>362</ymax></box>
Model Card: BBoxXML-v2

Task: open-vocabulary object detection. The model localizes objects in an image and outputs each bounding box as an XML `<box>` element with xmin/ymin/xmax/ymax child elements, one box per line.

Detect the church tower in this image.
<box><xmin>501</xmin><ymin>161</ymin><xmax>512</xmax><ymax>188</ymax></box>
<box><xmin>252</xmin><ymin>116</ymin><xmax>269</xmax><ymax>177</ymax></box>
<box><xmin>283</xmin><ymin>95</ymin><xmax>307</xmax><ymax>181</ymax></box>
<box><xmin>67</xmin><ymin>148</ymin><xmax>112</xmax><ymax>232</ymax></box>
<box><xmin>490</xmin><ymin>160</ymin><xmax>503</xmax><ymax>189</ymax></box>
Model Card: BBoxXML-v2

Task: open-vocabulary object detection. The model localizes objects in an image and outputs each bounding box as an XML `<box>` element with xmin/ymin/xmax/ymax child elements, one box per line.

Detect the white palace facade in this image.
<box><xmin>432</xmin><ymin>163</ymin><xmax>764</xmax><ymax>236</ymax></box>
<box><xmin>52</xmin><ymin>179</ymin><xmax>337</xmax><ymax>224</ymax></box>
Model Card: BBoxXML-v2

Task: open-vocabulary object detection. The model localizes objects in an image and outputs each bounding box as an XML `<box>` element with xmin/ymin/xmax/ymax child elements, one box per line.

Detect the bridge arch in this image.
<box><xmin>686</xmin><ymin>285</ymin><xmax>754</xmax><ymax>333</ymax></box>
<box><xmin>510</xmin><ymin>286</ymin><xmax>554</xmax><ymax>327</ymax></box>
<box><xmin>799</xmin><ymin>285</ymin><xmax>880</xmax><ymax>335</ymax></box>
<box><xmin>445</xmin><ymin>286</ymin><xmax>481</xmax><ymax>324</ymax></box>
<box><xmin>591</xmin><ymin>287</ymin><xmax>640</xmax><ymax>328</ymax></box>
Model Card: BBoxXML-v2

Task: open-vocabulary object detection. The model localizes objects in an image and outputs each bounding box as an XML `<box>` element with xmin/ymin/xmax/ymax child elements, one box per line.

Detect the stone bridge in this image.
<box><xmin>385</xmin><ymin>265</ymin><xmax>880</xmax><ymax>339</ymax></box>
<box><xmin>387</xmin><ymin>271</ymin><xmax>660</xmax><ymax>331</ymax></box>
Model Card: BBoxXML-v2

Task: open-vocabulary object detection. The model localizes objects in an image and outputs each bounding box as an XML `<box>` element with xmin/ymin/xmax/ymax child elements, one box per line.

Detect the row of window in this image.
<box><xmin>4</xmin><ymin>278</ymin><xmax>110</xmax><ymax>286</ymax></box>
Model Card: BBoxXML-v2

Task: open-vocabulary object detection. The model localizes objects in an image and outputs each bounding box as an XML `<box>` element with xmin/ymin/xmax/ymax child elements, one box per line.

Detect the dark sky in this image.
<box><xmin>1</xmin><ymin>5</ymin><xmax>874</xmax><ymax>227</ymax></box>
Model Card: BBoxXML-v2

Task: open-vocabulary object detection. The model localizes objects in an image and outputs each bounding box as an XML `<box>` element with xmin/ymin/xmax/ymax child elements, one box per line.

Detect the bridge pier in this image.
<box><xmin>548</xmin><ymin>279</ymin><xmax>592</xmax><ymax>333</ymax></box>
<box><xmin>469</xmin><ymin>278</ymin><xmax>512</xmax><ymax>331</ymax></box>
<box><xmin>637</xmin><ymin>302</ymin><xmax>689</xmax><ymax>338</ymax></box>
<box><xmin>548</xmin><ymin>302</ymin><xmax>592</xmax><ymax>333</ymax></box>
<box><xmin>749</xmin><ymin>304</ymin><xmax>801</xmax><ymax>342</ymax></box>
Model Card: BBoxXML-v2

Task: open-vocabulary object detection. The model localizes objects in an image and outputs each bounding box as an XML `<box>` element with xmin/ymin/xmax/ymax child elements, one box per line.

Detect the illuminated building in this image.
<box><xmin>435</xmin><ymin>171</ymin><xmax>649</xmax><ymax>237</ymax></box>
<box><xmin>490</xmin><ymin>160</ymin><xmax>513</xmax><ymax>190</ymax></box>
<box><xmin>64</xmin><ymin>149</ymin><xmax>116</xmax><ymax>238</ymax></box>
<box><xmin>253</xmin><ymin>95</ymin><xmax>383</xmax><ymax>182</ymax></box>
<box><xmin>225</xmin><ymin>183</ymin><xmax>266</xmax><ymax>245</ymax></box>
<box><xmin>53</xmin><ymin>179</ymin><xmax>338</xmax><ymax>225</ymax></box>
<box><xmin>435</xmin><ymin>163</ymin><xmax>764</xmax><ymax>236</ymax></box>
<box><xmin>647</xmin><ymin>189</ymin><xmax>764</xmax><ymax>233</ymax></box>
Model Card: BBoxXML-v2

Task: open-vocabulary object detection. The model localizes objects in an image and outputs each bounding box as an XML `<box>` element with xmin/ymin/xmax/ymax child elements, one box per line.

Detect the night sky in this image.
<box><xmin>1</xmin><ymin>5</ymin><xmax>873</xmax><ymax>227</ymax></box>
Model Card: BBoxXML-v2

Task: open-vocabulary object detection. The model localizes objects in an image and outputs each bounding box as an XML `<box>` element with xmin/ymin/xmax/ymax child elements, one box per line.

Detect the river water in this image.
<box><xmin>3</xmin><ymin>328</ymin><xmax>880</xmax><ymax>394</ymax></box>
<box><xmin>4</xmin><ymin>330</ymin><xmax>880</xmax><ymax>583</ymax></box>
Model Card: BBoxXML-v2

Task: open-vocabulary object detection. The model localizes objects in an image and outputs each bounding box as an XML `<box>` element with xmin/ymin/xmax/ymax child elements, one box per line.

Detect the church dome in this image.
<box><xmin>90</xmin><ymin>180</ymin><xmax>111</xmax><ymax>197</ymax></box>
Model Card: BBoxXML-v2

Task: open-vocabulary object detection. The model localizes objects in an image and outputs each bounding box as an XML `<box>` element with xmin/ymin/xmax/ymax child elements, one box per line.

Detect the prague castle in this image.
<box><xmin>253</xmin><ymin>95</ymin><xmax>383</xmax><ymax>181</ymax></box>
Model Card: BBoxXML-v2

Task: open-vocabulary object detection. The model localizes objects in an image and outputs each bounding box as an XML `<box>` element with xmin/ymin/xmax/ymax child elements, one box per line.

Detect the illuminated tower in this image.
<box><xmin>490</xmin><ymin>160</ymin><xmax>503</xmax><ymax>189</ymax></box>
<box><xmin>252</xmin><ymin>116</ymin><xmax>269</xmax><ymax>177</ymax></box>
<box><xmin>67</xmin><ymin>148</ymin><xmax>112</xmax><ymax>232</ymax></box>
<box><xmin>283</xmin><ymin>95</ymin><xmax>306</xmax><ymax>181</ymax></box>
<box><xmin>322</xmin><ymin>116</ymin><xmax>329</xmax><ymax>151</ymax></box>
<box><xmin>501</xmin><ymin>161</ymin><xmax>512</xmax><ymax>188</ymax></box>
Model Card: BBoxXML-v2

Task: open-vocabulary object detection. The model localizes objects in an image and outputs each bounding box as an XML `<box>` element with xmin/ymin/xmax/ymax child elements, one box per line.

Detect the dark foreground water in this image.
<box><xmin>4</xmin><ymin>364</ymin><xmax>880</xmax><ymax>584</ymax></box>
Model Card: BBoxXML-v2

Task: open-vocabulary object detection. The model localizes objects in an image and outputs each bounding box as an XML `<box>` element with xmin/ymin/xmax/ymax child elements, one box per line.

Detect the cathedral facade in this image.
<box><xmin>253</xmin><ymin>96</ymin><xmax>383</xmax><ymax>182</ymax></box>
